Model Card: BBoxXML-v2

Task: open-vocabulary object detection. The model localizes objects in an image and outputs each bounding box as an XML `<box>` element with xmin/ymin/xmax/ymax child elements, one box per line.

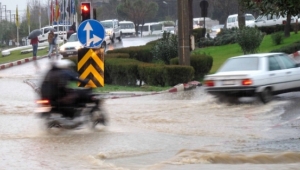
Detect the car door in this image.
<box><xmin>265</xmin><ymin>14</ymin><xmax>277</xmax><ymax>26</ymax></box>
<box><xmin>276</xmin><ymin>54</ymin><xmax>300</xmax><ymax>89</ymax></box>
<box><xmin>267</xmin><ymin>55</ymin><xmax>287</xmax><ymax>91</ymax></box>
<box><xmin>255</xmin><ymin>15</ymin><xmax>267</xmax><ymax>27</ymax></box>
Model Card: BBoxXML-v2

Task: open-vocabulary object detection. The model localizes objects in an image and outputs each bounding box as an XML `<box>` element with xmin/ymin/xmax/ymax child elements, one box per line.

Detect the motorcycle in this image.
<box><xmin>35</xmin><ymin>88</ymin><xmax>108</xmax><ymax>131</ymax></box>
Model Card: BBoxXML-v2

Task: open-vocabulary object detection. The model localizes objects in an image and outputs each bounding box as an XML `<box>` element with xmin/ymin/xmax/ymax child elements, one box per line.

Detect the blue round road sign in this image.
<box><xmin>77</xmin><ymin>19</ymin><xmax>106</xmax><ymax>48</ymax></box>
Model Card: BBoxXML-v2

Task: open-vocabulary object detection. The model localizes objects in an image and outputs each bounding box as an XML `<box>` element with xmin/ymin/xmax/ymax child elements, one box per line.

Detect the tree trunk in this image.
<box><xmin>237</xmin><ymin>0</ymin><xmax>245</xmax><ymax>29</ymax></box>
<box><xmin>284</xmin><ymin>14</ymin><xmax>291</xmax><ymax>37</ymax></box>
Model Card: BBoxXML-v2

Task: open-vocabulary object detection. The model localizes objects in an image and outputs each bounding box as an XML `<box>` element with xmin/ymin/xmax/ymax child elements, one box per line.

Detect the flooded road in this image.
<box><xmin>1</xmin><ymin>37</ymin><xmax>300</xmax><ymax>170</ymax></box>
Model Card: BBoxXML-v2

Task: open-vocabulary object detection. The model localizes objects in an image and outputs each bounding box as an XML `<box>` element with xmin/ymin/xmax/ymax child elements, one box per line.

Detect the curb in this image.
<box><xmin>0</xmin><ymin>55</ymin><xmax>48</xmax><ymax>70</ymax></box>
<box><xmin>96</xmin><ymin>81</ymin><xmax>202</xmax><ymax>99</ymax></box>
<box><xmin>24</xmin><ymin>78</ymin><xmax>202</xmax><ymax>100</ymax></box>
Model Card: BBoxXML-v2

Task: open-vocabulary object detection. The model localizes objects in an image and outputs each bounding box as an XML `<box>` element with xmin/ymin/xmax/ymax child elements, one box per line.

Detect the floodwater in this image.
<box><xmin>1</xmin><ymin>37</ymin><xmax>300</xmax><ymax>170</ymax></box>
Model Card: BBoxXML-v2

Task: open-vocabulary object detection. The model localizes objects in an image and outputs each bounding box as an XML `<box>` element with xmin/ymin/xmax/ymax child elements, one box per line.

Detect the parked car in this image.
<box><xmin>204</xmin><ymin>53</ymin><xmax>300</xmax><ymax>104</ymax></box>
<box><xmin>226</xmin><ymin>14</ymin><xmax>255</xmax><ymax>29</ymax></box>
<box><xmin>59</xmin><ymin>33</ymin><xmax>111</xmax><ymax>58</ymax></box>
<box><xmin>209</xmin><ymin>24</ymin><xmax>224</xmax><ymax>38</ymax></box>
<box><xmin>100</xmin><ymin>19</ymin><xmax>122</xmax><ymax>43</ymax></box>
<box><xmin>255</xmin><ymin>14</ymin><xmax>297</xmax><ymax>27</ymax></box>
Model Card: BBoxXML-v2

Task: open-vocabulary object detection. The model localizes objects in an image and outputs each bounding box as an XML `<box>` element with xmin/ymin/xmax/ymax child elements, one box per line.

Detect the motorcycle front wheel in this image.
<box><xmin>90</xmin><ymin>108</ymin><xmax>108</xmax><ymax>129</ymax></box>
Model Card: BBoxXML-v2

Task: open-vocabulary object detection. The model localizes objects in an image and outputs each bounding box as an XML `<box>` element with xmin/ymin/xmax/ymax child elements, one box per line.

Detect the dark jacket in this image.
<box><xmin>40</xmin><ymin>66</ymin><xmax>88</xmax><ymax>103</ymax></box>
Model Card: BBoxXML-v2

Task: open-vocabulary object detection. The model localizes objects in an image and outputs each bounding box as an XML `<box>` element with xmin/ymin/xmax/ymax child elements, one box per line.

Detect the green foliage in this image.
<box><xmin>170</xmin><ymin>53</ymin><xmax>213</xmax><ymax>80</ymax></box>
<box><xmin>256</xmin><ymin>24</ymin><xmax>285</xmax><ymax>35</ymax></box>
<box><xmin>105</xmin><ymin>53</ymin><xmax>130</xmax><ymax>59</ymax></box>
<box><xmin>236</xmin><ymin>27</ymin><xmax>264</xmax><ymax>54</ymax></box>
<box><xmin>107</xmin><ymin>46</ymin><xmax>153</xmax><ymax>62</ymax></box>
<box><xmin>192</xmin><ymin>28</ymin><xmax>206</xmax><ymax>44</ymax></box>
<box><xmin>138</xmin><ymin>63</ymin><xmax>194</xmax><ymax>86</ymax></box>
<box><xmin>271</xmin><ymin>41</ymin><xmax>300</xmax><ymax>54</ymax></box>
<box><xmin>138</xmin><ymin>63</ymin><xmax>165</xmax><ymax>86</ymax></box>
<box><xmin>199</xmin><ymin>28</ymin><xmax>238</xmax><ymax>47</ymax></box>
<box><xmin>163</xmin><ymin>65</ymin><xmax>194</xmax><ymax>86</ymax></box>
<box><xmin>151</xmin><ymin>32</ymin><xmax>178</xmax><ymax>64</ymax></box>
<box><xmin>271</xmin><ymin>32</ymin><xmax>284</xmax><ymax>45</ymax></box>
<box><xmin>104</xmin><ymin>58</ymin><xmax>142</xmax><ymax>86</ymax></box>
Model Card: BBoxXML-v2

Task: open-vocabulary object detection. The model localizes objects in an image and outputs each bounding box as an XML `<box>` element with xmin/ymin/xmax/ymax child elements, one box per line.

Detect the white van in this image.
<box><xmin>119</xmin><ymin>21</ymin><xmax>135</xmax><ymax>37</ymax></box>
<box><xmin>38</xmin><ymin>24</ymin><xmax>71</xmax><ymax>42</ymax></box>
<box><xmin>226</xmin><ymin>14</ymin><xmax>255</xmax><ymax>29</ymax></box>
<box><xmin>255</xmin><ymin>14</ymin><xmax>297</xmax><ymax>27</ymax></box>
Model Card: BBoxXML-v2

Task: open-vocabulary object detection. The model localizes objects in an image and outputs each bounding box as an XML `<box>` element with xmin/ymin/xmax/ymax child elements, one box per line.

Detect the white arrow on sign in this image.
<box><xmin>83</xmin><ymin>22</ymin><xmax>102</xmax><ymax>46</ymax></box>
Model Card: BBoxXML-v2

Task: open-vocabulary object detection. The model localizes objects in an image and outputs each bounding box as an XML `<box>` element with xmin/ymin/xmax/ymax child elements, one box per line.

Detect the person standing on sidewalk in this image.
<box><xmin>47</xmin><ymin>29</ymin><xmax>59</xmax><ymax>59</ymax></box>
<box><xmin>30</xmin><ymin>37</ymin><xmax>40</xmax><ymax>71</ymax></box>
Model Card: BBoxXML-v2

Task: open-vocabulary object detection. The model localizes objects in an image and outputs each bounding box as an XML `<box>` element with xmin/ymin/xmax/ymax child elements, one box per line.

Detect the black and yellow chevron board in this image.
<box><xmin>77</xmin><ymin>48</ymin><xmax>104</xmax><ymax>87</ymax></box>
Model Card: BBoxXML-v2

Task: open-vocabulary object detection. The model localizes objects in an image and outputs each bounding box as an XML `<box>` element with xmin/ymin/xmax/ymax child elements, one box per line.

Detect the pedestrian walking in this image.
<box><xmin>30</xmin><ymin>37</ymin><xmax>40</xmax><ymax>71</ymax></box>
<box><xmin>47</xmin><ymin>29</ymin><xmax>59</xmax><ymax>59</ymax></box>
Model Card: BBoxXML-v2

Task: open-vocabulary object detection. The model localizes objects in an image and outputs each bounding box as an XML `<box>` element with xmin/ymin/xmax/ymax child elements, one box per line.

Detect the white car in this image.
<box><xmin>255</xmin><ymin>14</ymin><xmax>297</xmax><ymax>27</ymax></box>
<box><xmin>59</xmin><ymin>33</ymin><xmax>111</xmax><ymax>58</ymax></box>
<box><xmin>204</xmin><ymin>53</ymin><xmax>300</xmax><ymax>103</ymax></box>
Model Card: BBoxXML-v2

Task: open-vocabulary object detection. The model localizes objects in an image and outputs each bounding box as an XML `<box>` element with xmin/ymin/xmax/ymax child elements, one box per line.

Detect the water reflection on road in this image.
<box><xmin>0</xmin><ymin>37</ymin><xmax>300</xmax><ymax>170</ymax></box>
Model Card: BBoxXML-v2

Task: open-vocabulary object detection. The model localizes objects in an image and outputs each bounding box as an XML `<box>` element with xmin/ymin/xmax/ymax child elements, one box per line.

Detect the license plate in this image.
<box><xmin>35</xmin><ymin>107</ymin><xmax>51</xmax><ymax>113</ymax></box>
<box><xmin>66</xmin><ymin>52</ymin><xmax>74</xmax><ymax>54</ymax></box>
<box><xmin>222</xmin><ymin>80</ymin><xmax>235</xmax><ymax>85</ymax></box>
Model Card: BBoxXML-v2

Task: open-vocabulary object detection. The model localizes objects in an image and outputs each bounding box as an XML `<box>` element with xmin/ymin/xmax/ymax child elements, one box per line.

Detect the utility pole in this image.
<box><xmin>0</xmin><ymin>2</ymin><xmax>2</xmax><ymax>22</ymax></box>
<box><xmin>177</xmin><ymin>0</ymin><xmax>190</xmax><ymax>65</ymax></box>
<box><xmin>7</xmin><ymin>10</ymin><xmax>11</xmax><ymax>23</ymax></box>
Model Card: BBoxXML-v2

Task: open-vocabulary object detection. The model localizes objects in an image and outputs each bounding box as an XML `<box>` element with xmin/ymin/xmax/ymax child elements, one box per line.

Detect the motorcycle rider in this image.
<box><xmin>40</xmin><ymin>59</ymin><xmax>92</xmax><ymax>119</ymax></box>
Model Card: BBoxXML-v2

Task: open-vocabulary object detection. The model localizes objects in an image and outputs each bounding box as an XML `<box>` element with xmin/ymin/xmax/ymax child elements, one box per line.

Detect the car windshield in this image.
<box><xmin>120</xmin><ymin>23</ymin><xmax>134</xmax><ymax>29</ymax></box>
<box><xmin>217</xmin><ymin>57</ymin><xmax>259</xmax><ymax>72</ymax></box>
<box><xmin>101</xmin><ymin>21</ymin><xmax>113</xmax><ymax>28</ymax></box>
<box><xmin>245</xmin><ymin>15</ymin><xmax>255</xmax><ymax>21</ymax></box>
<box><xmin>68</xmin><ymin>34</ymin><xmax>78</xmax><ymax>42</ymax></box>
<box><xmin>164</xmin><ymin>27</ymin><xmax>174</xmax><ymax>31</ymax></box>
<box><xmin>212</xmin><ymin>25</ymin><xmax>224</xmax><ymax>29</ymax></box>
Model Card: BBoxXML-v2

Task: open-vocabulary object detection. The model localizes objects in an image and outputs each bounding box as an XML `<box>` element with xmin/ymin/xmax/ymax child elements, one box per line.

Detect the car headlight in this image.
<box><xmin>106</xmin><ymin>30</ymin><xmax>113</xmax><ymax>36</ymax></box>
<box><xmin>59</xmin><ymin>47</ymin><xmax>65</xmax><ymax>52</ymax></box>
<box><xmin>75</xmin><ymin>45</ymin><xmax>83</xmax><ymax>50</ymax></box>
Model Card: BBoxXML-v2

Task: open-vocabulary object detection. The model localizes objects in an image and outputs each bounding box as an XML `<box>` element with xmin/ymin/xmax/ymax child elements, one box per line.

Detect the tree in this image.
<box><xmin>95</xmin><ymin>0</ymin><xmax>120</xmax><ymax>20</ymax></box>
<box><xmin>243</xmin><ymin>0</ymin><xmax>300</xmax><ymax>37</ymax></box>
<box><xmin>117</xmin><ymin>0</ymin><xmax>159</xmax><ymax>36</ymax></box>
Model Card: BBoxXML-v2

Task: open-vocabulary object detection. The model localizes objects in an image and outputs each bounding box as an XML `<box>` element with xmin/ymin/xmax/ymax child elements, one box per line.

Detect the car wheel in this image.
<box><xmin>117</xmin><ymin>36</ymin><xmax>122</xmax><ymax>42</ymax></box>
<box><xmin>259</xmin><ymin>87</ymin><xmax>272</xmax><ymax>104</ymax></box>
<box><xmin>111</xmin><ymin>34</ymin><xmax>115</xmax><ymax>44</ymax></box>
<box><xmin>101</xmin><ymin>42</ymin><xmax>106</xmax><ymax>51</ymax></box>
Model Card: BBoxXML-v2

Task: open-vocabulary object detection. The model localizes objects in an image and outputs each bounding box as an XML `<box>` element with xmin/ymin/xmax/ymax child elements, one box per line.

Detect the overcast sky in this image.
<box><xmin>1</xmin><ymin>0</ymin><xmax>47</xmax><ymax>17</ymax></box>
